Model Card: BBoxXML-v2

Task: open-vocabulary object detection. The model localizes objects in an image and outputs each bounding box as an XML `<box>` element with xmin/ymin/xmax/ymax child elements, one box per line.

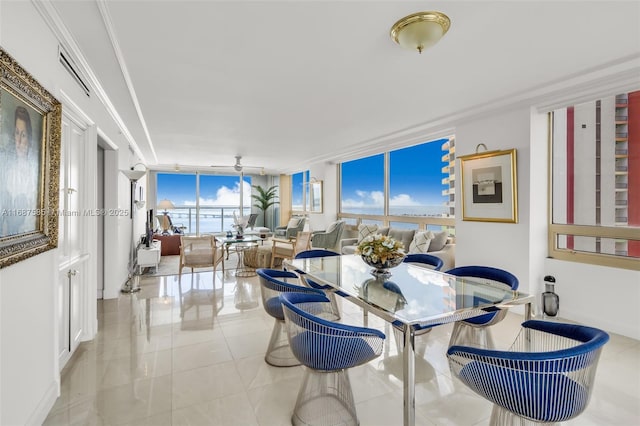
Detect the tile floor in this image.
<box><xmin>44</xmin><ymin>269</ymin><xmax>640</xmax><ymax>425</ymax></box>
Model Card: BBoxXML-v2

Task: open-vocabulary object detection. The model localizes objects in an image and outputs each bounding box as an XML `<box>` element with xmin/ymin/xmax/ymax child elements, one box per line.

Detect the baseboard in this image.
<box><xmin>25</xmin><ymin>380</ymin><xmax>59</xmax><ymax>426</ymax></box>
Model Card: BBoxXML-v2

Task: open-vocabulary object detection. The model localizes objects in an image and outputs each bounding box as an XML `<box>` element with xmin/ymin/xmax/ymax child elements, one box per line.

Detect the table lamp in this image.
<box><xmin>157</xmin><ymin>199</ymin><xmax>175</xmax><ymax>234</ymax></box>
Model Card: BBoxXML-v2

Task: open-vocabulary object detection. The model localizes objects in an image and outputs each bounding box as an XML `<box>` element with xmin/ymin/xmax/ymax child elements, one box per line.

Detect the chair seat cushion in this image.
<box><xmin>459</xmin><ymin>361</ymin><xmax>588</xmax><ymax>422</ymax></box>
<box><xmin>290</xmin><ymin>331</ymin><xmax>378</xmax><ymax>370</ymax></box>
<box><xmin>264</xmin><ymin>297</ymin><xmax>284</xmax><ymax>320</ymax></box>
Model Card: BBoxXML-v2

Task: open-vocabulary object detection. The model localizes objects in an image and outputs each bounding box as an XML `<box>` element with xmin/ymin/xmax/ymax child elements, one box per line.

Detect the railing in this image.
<box><xmin>167</xmin><ymin>206</ymin><xmax>251</xmax><ymax>235</ymax></box>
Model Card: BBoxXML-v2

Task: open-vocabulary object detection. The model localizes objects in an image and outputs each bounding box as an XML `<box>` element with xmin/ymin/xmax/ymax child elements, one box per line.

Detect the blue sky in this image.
<box><xmin>341</xmin><ymin>138</ymin><xmax>449</xmax><ymax>209</ymax></box>
<box><xmin>157</xmin><ymin>173</ymin><xmax>251</xmax><ymax>207</ymax></box>
<box><xmin>157</xmin><ymin>138</ymin><xmax>449</xmax><ymax>210</ymax></box>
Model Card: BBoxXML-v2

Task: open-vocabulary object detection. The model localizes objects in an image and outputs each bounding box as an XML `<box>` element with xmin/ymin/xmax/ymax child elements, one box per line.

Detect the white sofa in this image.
<box><xmin>340</xmin><ymin>227</ymin><xmax>456</xmax><ymax>271</ymax></box>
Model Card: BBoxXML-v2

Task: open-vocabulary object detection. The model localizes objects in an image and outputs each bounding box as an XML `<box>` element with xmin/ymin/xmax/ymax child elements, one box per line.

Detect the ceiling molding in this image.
<box><xmin>96</xmin><ymin>0</ymin><xmax>158</xmax><ymax>163</ymax></box>
<box><xmin>31</xmin><ymin>0</ymin><xmax>146</xmax><ymax>163</ymax></box>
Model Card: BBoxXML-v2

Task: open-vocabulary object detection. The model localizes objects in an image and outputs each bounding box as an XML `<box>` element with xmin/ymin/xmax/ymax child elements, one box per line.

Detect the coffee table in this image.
<box><xmin>216</xmin><ymin>236</ymin><xmax>263</xmax><ymax>277</ymax></box>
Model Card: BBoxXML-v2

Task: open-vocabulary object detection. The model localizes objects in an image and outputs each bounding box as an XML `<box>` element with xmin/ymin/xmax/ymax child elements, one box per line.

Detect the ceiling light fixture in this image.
<box><xmin>390</xmin><ymin>11</ymin><xmax>451</xmax><ymax>54</ymax></box>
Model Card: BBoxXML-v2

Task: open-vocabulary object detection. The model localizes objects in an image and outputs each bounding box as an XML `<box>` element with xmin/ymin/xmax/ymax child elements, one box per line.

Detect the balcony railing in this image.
<box><xmin>166</xmin><ymin>205</ymin><xmax>251</xmax><ymax>235</ymax></box>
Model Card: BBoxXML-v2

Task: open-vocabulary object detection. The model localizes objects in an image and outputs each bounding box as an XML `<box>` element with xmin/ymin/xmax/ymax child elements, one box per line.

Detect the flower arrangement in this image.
<box><xmin>356</xmin><ymin>234</ymin><xmax>405</xmax><ymax>270</ymax></box>
<box><xmin>232</xmin><ymin>211</ymin><xmax>249</xmax><ymax>237</ymax></box>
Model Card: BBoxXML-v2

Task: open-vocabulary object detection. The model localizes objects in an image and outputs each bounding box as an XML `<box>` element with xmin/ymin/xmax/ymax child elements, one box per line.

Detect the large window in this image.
<box><xmin>157</xmin><ymin>173</ymin><xmax>251</xmax><ymax>234</ymax></box>
<box><xmin>550</xmin><ymin>91</ymin><xmax>639</xmax><ymax>270</ymax></box>
<box><xmin>340</xmin><ymin>154</ymin><xmax>384</xmax><ymax>216</ymax></box>
<box><xmin>339</xmin><ymin>137</ymin><xmax>455</xmax><ymax>231</ymax></box>
<box><xmin>291</xmin><ymin>171</ymin><xmax>308</xmax><ymax>212</ymax></box>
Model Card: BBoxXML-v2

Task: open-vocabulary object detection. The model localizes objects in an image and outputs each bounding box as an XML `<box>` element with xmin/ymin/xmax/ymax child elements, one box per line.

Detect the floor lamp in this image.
<box><xmin>121</xmin><ymin>166</ymin><xmax>146</xmax><ymax>293</ymax></box>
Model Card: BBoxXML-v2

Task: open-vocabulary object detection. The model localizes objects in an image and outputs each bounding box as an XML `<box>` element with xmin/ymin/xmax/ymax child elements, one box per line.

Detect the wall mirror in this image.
<box><xmin>307</xmin><ymin>180</ymin><xmax>323</xmax><ymax>213</ymax></box>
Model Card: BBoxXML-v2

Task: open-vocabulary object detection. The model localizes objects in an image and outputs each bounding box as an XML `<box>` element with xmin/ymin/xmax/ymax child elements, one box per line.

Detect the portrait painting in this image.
<box><xmin>0</xmin><ymin>47</ymin><xmax>61</xmax><ymax>268</ymax></box>
<box><xmin>460</xmin><ymin>148</ymin><xmax>518</xmax><ymax>223</ymax></box>
<box><xmin>0</xmin><ymin>87</ymin><xmax>45</xmax><ymax>237</ymax></box>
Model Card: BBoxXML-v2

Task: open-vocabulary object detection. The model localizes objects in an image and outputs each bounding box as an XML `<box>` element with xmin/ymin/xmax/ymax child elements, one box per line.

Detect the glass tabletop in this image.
<box><xmin>216</xmin><ymin>235</ymin><xmax>263</xmax><ymax>244</ymax></box>
<box><xmin>287</xmin><ymin>254</ymin><xmax>532</xmax><ymax>327</ymax></box>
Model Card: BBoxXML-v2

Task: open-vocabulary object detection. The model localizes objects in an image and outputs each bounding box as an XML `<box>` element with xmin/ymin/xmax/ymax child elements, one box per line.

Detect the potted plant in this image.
<box><xmin>251</xmin><ymin>185</ymin><xmax>279</xmax><ymax>230</ymax></box>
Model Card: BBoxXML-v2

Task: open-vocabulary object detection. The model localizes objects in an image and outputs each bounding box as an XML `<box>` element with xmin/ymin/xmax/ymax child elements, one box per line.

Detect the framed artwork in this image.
<box><xmin>459</xmin><ymin>148</ymin><xmax>518</xmax><ymax>223</ymax></box>
<box><xmin>0</xmin><ymin>48</ymin><xmax>62</xmax><ymax>268</ymax></box>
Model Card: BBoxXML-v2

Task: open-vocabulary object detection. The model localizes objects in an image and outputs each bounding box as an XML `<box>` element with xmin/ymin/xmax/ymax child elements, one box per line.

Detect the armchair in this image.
<box><xmin>311</xmin><ymin>220</ymin><xmax>345</xmax><ymax>252</ymax></box>
<box><xmin>270</xmin><ymin>231</ymin><xmax>312</xmax><ymax>268</ymax></box>
<box><xmin>274</xmin><ymin>217</ymin><xmax>305</xmax><ymax>239</ymax></box>
<box><xmin>179</xmin><ymin>235</ymin><xmax>225</xmax><ymax>276</ymax></box>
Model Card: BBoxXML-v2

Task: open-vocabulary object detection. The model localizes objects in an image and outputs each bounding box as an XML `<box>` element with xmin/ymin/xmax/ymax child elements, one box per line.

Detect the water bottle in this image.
<box><xmin>542</xmin><ymin>275</ymin><xmax>559</xmax><ymax>317</ymax></box>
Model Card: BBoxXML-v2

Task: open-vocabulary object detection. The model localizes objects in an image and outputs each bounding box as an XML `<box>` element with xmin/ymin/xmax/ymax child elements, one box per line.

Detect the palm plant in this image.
<box><xmin>252</xmin><ymin>185</ymin><xmax>279</xmax><ymax>230</ymax></box>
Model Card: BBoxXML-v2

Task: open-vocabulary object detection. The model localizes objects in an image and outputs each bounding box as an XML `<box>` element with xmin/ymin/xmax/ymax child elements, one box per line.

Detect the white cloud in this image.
<box><xmin>342</xmin><ymin>189</ymin><xmax>420</xmax><ymax>208</ymax></box>
<box><xmin>183</xmin><ymin>180</ymin><xmax>252</xmax><ymax>207</ymax></box>
<box><xmin>389</xmin><ymin>194</ymin><xmax>420</xmax><ymax>206</ymax></box>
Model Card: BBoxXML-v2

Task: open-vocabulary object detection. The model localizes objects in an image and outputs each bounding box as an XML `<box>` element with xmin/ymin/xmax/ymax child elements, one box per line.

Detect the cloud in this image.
<box><xmin>389</xmin><ymin>194</ymin><xmax>420</xmax><ymax>206</ymax></box>
<box><xmin>342</xmin><ymin>190</ymin><xmax>420</xmax><ymax>208</ymax></box>
<box><xmin>183</xmin><ymin>180</ymin><xmax>252</xmax><ymax>207</ymax></box>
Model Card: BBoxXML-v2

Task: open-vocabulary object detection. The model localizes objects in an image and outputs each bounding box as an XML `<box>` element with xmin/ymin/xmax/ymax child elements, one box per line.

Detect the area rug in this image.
<box><xmin>140</xmin><ymin>253</ymin><xmax>240</xmax><ymax>276</ymax></box>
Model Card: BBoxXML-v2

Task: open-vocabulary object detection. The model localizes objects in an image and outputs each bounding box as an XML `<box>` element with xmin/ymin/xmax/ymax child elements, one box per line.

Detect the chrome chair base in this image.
<box><xmin>449</xmin><ymin>321</ymin><xmax>496</xmax><ymax>349</ymax></box>
<box><xmin>490</xmin><ymin>404</ymin><xmax>559</xmax><ymax>426</ymax></box>
<box><xmin>292</xmin><ymin>368</ymin><xmax>358</xmax><ymax>426</ymax></box>
<box><xmin>265</xmin><ymin>319</ymin><xmax>301</xmax><ymax>367</ymax></box>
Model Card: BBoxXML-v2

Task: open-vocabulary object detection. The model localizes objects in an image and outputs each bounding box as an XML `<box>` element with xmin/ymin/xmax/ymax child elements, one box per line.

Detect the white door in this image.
<box><xmin>57</xmin><ymin>112</ymin><xmax>89</xmax><ymax>368</ymax></box>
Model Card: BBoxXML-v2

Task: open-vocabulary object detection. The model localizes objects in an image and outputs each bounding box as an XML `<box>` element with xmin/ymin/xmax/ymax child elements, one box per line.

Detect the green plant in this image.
<box><xmin>251</xmin><ymin>185</ymin><xmax>279</xmax><ymax>229</ymax></box>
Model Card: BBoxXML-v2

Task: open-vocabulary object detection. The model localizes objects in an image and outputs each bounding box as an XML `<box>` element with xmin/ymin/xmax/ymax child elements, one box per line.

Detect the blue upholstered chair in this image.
<box><xmin>447</xmin><ymin>320</ymin><xmax>609</xmax><ymax>425</ymax></box>
<box><xmin>280</xmin><ymin>292</ymin><xmax>385</xmax><ymax>426</ymax></box>
<box><xmin>403</xmin><ymin>253</ymin><xmax>444</xmax><ymax>271</ymax></box>
<box><xmin>294</xmin><ymin>249</ymin><xmax>343</xmax><ymax>318</ymax></box>
<box><xmin>257</xmin><ymin>268</ymin><xmax>334</xmax><ymax>367</ymax></box>
<box><xmin>446</xmin><ymin>266</ymin><xmax>519</xmax><ymax>349</ymax></box>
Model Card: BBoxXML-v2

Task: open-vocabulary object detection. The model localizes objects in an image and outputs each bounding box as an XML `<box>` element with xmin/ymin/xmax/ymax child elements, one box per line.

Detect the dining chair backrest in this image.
<box><xmin>448</xmin><ymin>320</ymin><xmax>609</xmax><ymax>424</ymax></box>
<box><xmin>294</xmin><ymin>249</ymin><xmax>341</xmax><ymax>259</ymax></box>
<box><xmin>403</xmin><ymin>253</ymin><xmax>444</xmax><ymax>271</ymax></box>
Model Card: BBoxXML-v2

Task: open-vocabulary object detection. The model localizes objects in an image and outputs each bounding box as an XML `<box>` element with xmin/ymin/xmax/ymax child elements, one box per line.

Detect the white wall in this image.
<box><xmin>455</xmin><ymin>107</ymin><xmax>535</xmax><ymax>298</ymax></box>
<box><xmin>0</xmin><ymin>2</ymin><xmax>138</xmax><ymax>423</ymax></box>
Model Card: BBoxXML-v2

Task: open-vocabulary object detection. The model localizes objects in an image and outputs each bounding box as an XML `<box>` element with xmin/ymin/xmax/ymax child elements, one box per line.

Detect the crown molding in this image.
<box><xmin>31</xmin><ymin>0</ymin><xmax>147</xmax><ymax>163</ymax></box>
<box><xmin>96</xmin><ymin>0</ymin><xmax>158</xmax><ymax>163</ymax></box>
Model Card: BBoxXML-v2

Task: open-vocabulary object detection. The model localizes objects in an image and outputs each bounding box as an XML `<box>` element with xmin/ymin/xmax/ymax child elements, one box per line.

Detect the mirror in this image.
<box><xmin>307</xmin><ymin>180</ymin><xmax>323</xmax><ymax>213</ymax></box>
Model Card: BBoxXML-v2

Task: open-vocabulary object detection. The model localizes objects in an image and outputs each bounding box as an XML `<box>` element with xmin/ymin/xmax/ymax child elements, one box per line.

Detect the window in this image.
<box><xmin>339</xmin><ymin>137</ymin><xmax>455</xmax><ymax>231</ymax></box>
<box><xmin>157</xmin><ymin>173</ymin><xmax>251</xmax><ymax>235</ymax></box>
<box><xmin>389</xmin><ymin>138</ymin><xmax>452</xmax><ymax>219</ymax></box>
<box><xmin>549</xmin><ymin>91</ymin><xmax>640</xmax><ymax>270</ymax></box>
<box><xmin>291</xmin><ymin>171</ymin><xmax>307</xmax><ymax>212</ymax></box>
<box><xmin>340</xmin><ymin>154</ymin><xmax>384</xmax><ymax>216</ymax></box>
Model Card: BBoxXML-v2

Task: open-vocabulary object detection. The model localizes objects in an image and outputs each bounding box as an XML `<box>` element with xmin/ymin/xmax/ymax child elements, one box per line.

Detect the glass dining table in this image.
<box><xmin>285</xmin><ymin>254</ymin><xmax>535</xmax><ymax>426</ymax></box>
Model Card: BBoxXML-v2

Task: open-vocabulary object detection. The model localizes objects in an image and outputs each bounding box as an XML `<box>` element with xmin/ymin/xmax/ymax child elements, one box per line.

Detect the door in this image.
<box><xmin>57</xmin><ymin>112</ymin><xmax>89</xmax><ymax>368</ymax></box>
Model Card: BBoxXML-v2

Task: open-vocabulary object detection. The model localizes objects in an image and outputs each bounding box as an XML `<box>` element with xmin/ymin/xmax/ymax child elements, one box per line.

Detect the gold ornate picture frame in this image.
<box><xmin>0</xmin><ymin>48</ymin><xmax>61</xmax><ymax>268</ymax></box>
<box><xmin>459</xmin><ymin>148</ymin><xmax>518</xmax><ymax>223</ymax></box>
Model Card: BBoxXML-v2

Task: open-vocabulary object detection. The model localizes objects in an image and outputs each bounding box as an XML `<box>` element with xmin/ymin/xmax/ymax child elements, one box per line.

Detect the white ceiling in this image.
<box><xmin>50</xmin><ymin>1</ymin><xmax>640</xmax><ymax>174</ymax></box>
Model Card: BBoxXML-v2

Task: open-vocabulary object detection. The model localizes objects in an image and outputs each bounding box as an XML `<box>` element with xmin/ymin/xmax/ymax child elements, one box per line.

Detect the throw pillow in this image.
<box><xmin>357</xmin><ymin>224</ymin><xmax>378</xmax><ymax>243</ymax></box>
<box><xmin>377</xmin><ymin>226</ymin><xmax>390</xmax><ymax>236</ymax></box>
<box><xmin>388</xmin><ymin>228</ymin><xmax>416</xmax><ymax>251</ymax></box>
<box><xmin>427</xmin><ymin>231</ymin><xmax>449</xmax><ymax>252</ymax></box>
<box><xmin>325</xmin><ymin>220</ymin><xmax>340</xmax><ymax>234</ymax></box>
<box><xmin>287</xmin><ymin>218</ymin><xmax>300</xmax><ymax>229</ymax></box>
<box><xmin>409</xmin><ymin>231</ymin><xmax>434</xmax><ymax>253</ymax></box>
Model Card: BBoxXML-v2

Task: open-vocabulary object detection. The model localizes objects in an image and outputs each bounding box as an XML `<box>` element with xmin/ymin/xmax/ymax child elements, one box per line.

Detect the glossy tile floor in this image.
<box><xmin>44</xmin><ymin>269</ymin><xmax>640</xmax><ymax>425</ymax></box>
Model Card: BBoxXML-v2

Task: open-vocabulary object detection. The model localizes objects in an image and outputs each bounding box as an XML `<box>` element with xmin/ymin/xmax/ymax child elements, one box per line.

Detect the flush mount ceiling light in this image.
<box><xmin>390</xmin><ymin>11</ymin><xmax>451</xmax><ymax>54</ymax></box>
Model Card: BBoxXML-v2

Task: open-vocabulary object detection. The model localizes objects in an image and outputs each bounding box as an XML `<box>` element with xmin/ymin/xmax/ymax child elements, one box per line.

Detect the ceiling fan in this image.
<box><xmin>211</xmin><ymin>155</ymin><xmax>265</xmax><ymax>175</ymax></box>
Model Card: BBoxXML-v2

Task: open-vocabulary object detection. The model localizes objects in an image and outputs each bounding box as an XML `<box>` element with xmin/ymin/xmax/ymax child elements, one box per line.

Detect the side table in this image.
<box><xmin>138</xmin><ymin>240</ymin><xmax>162</xmax><ymax>274</ymax></box>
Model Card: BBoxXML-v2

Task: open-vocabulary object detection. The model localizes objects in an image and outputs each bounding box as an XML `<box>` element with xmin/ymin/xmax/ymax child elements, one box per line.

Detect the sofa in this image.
<box><xmin>340</xmin><ymin>225</ymin><xmax>455</xmax><ymax>271</ymax></box>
